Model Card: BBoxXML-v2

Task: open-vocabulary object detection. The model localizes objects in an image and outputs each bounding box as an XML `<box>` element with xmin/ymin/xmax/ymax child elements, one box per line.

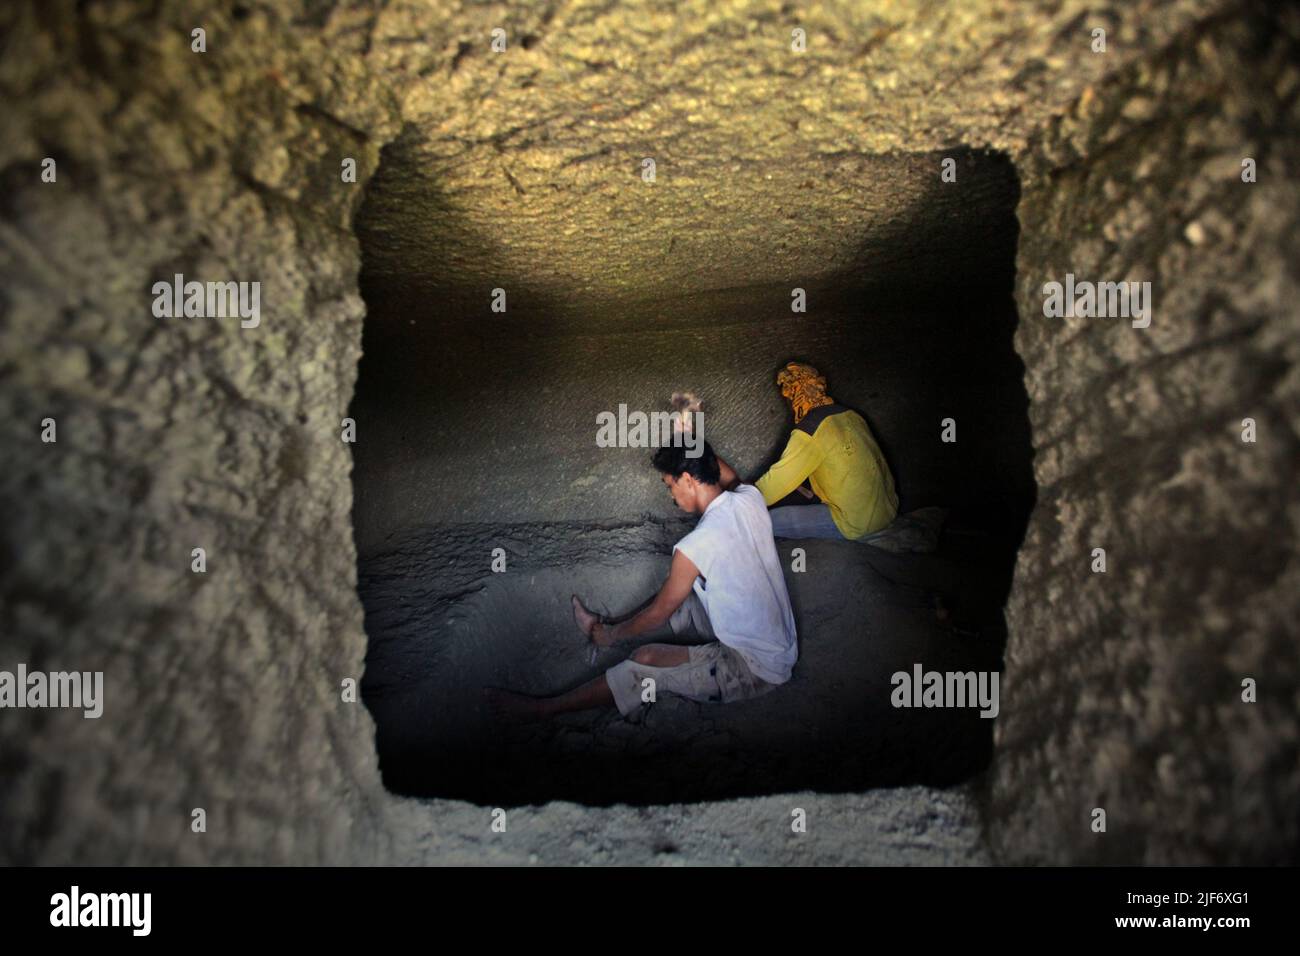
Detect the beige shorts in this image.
<box><xmin>604</xmin><ymin>595</ymin><xmax>778</xmax><ymax>717</ymax></box>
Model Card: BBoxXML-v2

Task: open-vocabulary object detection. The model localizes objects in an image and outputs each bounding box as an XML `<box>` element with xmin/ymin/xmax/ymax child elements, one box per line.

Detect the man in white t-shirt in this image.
<box><xmin>485</xmin><ymin>442</ymin><xmax>798</xmax><ymax>720</ymax></box>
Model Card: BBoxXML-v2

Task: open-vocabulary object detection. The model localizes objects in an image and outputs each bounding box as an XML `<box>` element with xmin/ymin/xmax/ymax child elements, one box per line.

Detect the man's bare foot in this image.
<box><xmin>572</xmin><ymin>594</ymin><xmax>600</xmax><ymax>637</ymax></box>
<box><xmin>483</xmin><ymin>687</ymin><xmax>548</xmax><ymax>722</ymax></box>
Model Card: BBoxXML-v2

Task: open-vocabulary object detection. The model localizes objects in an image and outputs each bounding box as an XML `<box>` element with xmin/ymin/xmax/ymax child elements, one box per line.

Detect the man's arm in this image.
<box><xmin>754</xmin><ymin>431</ymin><xmax>824</xmax><ymax>506</ymax></box>
<box><xmin>770</xmin><ymin>482</ymin><xmax>819</xmax><ymax>506</ymax></box>
<box><xmin>593</xmin><ymin>549</ymin><xmax>700</xmax><ymax>646</ymax></box>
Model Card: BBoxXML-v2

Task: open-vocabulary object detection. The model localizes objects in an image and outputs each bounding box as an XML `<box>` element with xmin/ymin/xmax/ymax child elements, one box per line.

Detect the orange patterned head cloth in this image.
<box><xmin>776</xmin><ymin>362</ymin><xmax>834</xmax><ymax>424</ymax></box>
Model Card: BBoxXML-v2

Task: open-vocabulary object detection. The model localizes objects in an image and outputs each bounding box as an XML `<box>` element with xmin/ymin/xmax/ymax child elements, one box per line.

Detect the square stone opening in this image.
<box><xmin>349</xmin><ymin>134</ymin><xmax>1033</xmax><ymax>806</ymax></box>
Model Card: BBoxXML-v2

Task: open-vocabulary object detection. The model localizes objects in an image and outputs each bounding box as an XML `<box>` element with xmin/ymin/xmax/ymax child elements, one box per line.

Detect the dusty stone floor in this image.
<box><xmin>361</xmin><ymin>521</ymin><xmax>1009</xmax><ymax>808</ymax></box>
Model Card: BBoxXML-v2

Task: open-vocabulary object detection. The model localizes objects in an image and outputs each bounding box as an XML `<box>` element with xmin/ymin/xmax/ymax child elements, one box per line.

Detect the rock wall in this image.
<box><xmin>997</xmin><ymin>4</ymin><xmax>1300</xmax><ymax>863</ymax></box>
<box><xmin>0</xmin><ymin>0</ymin><xmax>404</xmax><ymax>863</ymax></box>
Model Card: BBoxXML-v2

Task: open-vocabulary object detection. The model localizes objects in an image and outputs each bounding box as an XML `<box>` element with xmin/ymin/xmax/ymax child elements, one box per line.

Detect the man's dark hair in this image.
<box><xmin>651</xmin><ymin>441</ymin><xmax>721</xmax><ymax>485</ymax></box>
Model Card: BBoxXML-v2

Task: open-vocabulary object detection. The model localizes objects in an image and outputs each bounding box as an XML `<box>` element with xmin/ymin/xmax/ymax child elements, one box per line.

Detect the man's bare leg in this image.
<box><xmin>484</xmin><ymin>644</ymin><xmax>689</xmax><ymax>721</ymax></box>
<box><xmin>484</xmin><ymin>674</ymin><xmax>616</xmax><ymax>720</ymax></box>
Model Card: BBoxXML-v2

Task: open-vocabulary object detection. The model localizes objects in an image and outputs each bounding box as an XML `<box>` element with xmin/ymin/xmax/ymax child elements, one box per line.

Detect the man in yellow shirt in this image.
<box><xmin>719</xmin><ymin>362</ymin><xmax>899</xmax><ymax>540</ymax></box>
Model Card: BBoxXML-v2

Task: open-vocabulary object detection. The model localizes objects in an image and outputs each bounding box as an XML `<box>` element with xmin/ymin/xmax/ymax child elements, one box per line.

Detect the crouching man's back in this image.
<box><xmin>672</xmin><ymin>482</ymin><xmax>798</xmax><ymax>685</ymax></box>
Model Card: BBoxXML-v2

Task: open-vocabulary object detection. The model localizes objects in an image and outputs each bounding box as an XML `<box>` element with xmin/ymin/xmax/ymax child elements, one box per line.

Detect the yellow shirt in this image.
<box><xmin>755</xmin><ymin>407</ymin><xmax>898</xmax><ymax>539</ymax></box>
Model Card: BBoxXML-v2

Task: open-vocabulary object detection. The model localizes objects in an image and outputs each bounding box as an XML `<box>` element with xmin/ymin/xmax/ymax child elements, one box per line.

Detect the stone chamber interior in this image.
<box><xmin>1</xmin><ymin>0</ymin><xmax>1297</xmax><ymax>865</ymax></box>
<box><xmin>350</xmin><ymin>143</ymin><xmax>1034</xmax><ymax>806</ymax></box>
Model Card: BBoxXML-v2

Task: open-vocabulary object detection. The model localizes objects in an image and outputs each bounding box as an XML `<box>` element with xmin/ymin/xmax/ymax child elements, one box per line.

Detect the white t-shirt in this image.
<box><xmin>672</xmin><ymin>483</ymin><xmax>798</xmax><ymax>684</ymax></box>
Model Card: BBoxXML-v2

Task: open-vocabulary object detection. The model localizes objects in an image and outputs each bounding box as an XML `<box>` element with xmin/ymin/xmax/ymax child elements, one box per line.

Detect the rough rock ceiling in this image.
<box><xmin>353</xmin><ymin>0</ymin><xmax>1219</xmax><ymax>306</ymax></box>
